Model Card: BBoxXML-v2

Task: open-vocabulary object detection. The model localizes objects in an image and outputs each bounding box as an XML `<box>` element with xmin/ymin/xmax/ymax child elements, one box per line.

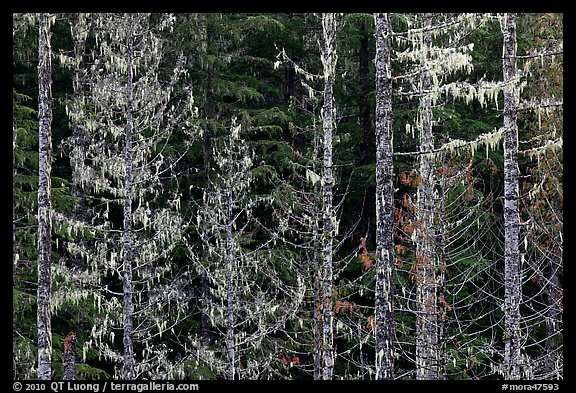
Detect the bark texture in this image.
<box><xmin>63</xmin><ymin>332</ymin><xmax>77</xmax><ymax>380</ymax></box>
<box><xmin>502</xmin><ymin>12</ymin><xmax>522</xmax><ymax>380</ymax></box>
<box><xmin>415</xmin><ymin>12</ymin><xmax>441</xmax><ymax>380</ymax></box>
<box><xmin>374</xmin><ymin>12</ymin><xmax>395</xmax><ymax>380</ymax></box>
<box><xmin>320</xmin><ymin>13</ymin><xmax>337</xmax><ymax>380</ymax></box>
<box><xmin>37</xmin><ymin>12</ymin><xmax>53</xmax><ymax>381</ymax></box>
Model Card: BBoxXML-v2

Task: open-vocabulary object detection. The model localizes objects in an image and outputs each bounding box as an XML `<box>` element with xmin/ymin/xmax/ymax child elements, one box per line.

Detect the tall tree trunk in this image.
<box><xmin>502</xmin><ymin>12</ymin><xmax>522</xmax><ymax>380</ymax></box>
<box><xmin>13</xmin><ymin>121</ymin><xmax>18</xmax><ymax>379</ymax></box>
<box><xmin>122</xmin><ymin>14</ymin><xmax>135</xmax><ymax>380</ymax></box>
<box><xmin>437</xmin><ymin>157</ymin><xmax>447</xmax><ymax>380</ymax></box>
<box><xmin>63</xmin><ymin>332</ymin><xmax>77</xmax><ymax>380</ymax></box>
<box><xmin>312</xmin><ymin>224</ymin><xmax>323</xmax><ymax>380</ymax></box>
<box><xmin>374</xmin><ymin>12</ymin><xmax>395</xmax><ymax>380</ymax></box>
<box><xmin>312</xmin><ymin>115</ymin><xmax>323</xmax><ymax>380</ymax></box>
<box><xmin>200</xmin><ymin>14</ymin><xmax>216</xmax><ymax>349</ymax></box>
<box><xmin>359</xmin><ymin>23</ymin><xmax>372</xmax><ymax>165</ymax></box>
<box><xmin>225</xmin><ymin>167</ymin><xmax>235</xmax><ymax>380</ymax></box>
<box><xmin>320</xmin><ymin>13</ymin><xmax>337</xmax><ymax>380</ymax></box>
<box><xmin>37</xmin><ymin>12</ymin><xmax>53</xmax><ymax>381</ymax></box>
<box><xmin>415</xmin><ymin>12</ymin><xmax>440</xmax><ymax>380</ymax></box>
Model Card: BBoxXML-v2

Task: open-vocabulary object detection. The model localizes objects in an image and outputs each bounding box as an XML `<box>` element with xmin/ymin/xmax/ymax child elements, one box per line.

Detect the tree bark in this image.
<box><xmin>63</xmin><ymin>332</ymin><xmax>77</xmax><ymax>380</ymax></box>
<box><xmin>502</xmin><ymin>12</ymin><xmax>521</xmax><ymax>380</ymax></box>
<box><xmin>225</xmin><ymin>154</ymin><xmax>236</xmax><ymax>380</ymax></box>
<box><xmin>415</xmin><ymin>12</ymin><xmax>441</xmax><ymax>380</ymax></box>
<box><xmin>37</xmin><ymin>12</ymin><xmax>53</xmax><ymax>381</ymax></box>
<box><xmin>312</xmin><ymin>224</ymin><xmax>323</xmax><ymax>380</ymax></box>
<box><xmin>374</xmin><ymin>12</ymin><xmax>395</xmax><ymax>380</ymax></box>
<box><xmin>13</xmin><ymin>121</ymin><xmax>18</xmax><ymax>379</ymax></box>
<box><xmin>312</xmin><ymin>116</ymin><xmax>323</xmax><ymax>380</ymax></box>
<box><xmin>320</xmin><ymin>13</ymin><xmax>337</xmax><ymax>380</ymax></box>
<box><xmin>122</xmin><ymin>14</ymin><xmax>135</xmax><ymax>380</ymax></box>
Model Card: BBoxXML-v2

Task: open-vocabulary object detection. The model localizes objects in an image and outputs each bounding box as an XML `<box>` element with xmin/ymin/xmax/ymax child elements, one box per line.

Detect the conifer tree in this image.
<box><xmin>320</xmin><ymin>12</ymin><xmax>338</xmax><ymax>380</ymax></box>
<box><xmin>36</xmin><ymin>12</ymin><xmax>54</xmax><ymax>381</ymax></box>
<box><xmin>193</xmin><ymin>119</ymin><xmax>304</xmax><ymax>379</ymax></box>
<box><xmin>57</xmin><ymin>12</ymin><xmax>195</xmax><ymax>378</ymax></box>
<box><xmin>374</xmin><ymin>12</ymin><xmax>395</xmax><ymax>380</ymax></box>
<box><xmin>502</xmin><ymin>12</ymin><xmax>521</xmax><ymax>380</ymax></box>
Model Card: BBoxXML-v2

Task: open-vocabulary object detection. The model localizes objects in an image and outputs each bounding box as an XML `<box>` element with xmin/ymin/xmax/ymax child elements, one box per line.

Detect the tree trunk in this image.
<box><xmin>63</xmin><ymin>332</ymin><xmax>77</xmax><ymax>380</ymax></box>
<box><xmin>312</xmin><ymin>225</ymin><xmax>323</xmax><ymax>380</ymax></box>
<box><xmin>225</xmin><ymin>165</ymin><xmax>235</xmax><ymax>380</ymax></box>
<box><xmin>320</xmin><ymin>13</ymin><xmax>337</xmax><ymax>380</ymax></box>
<box><xmin>13</xmin><ymin>121</ymin><xmax>18</xmax><ymax>379</ymax></box>
<box><xmin>415</xmin><ymin>12</ymin><xmax>440</xmax><ymax>380</ymax></box>
<box><xmin>502</xmin><ymin>12</ymin><xmax>522</xmax><ymax>381</ymax></box>
<box><xmin>312</xmin><ymin>116</ymin><xmax>323</xmax><ymax>380</ymax></box>
<box><xmin>122</xmin><ymin>14</ymin><xmax>135</xmax><ymax>380</ymax></box>
<box><xmin>374</xmin><ymin>12</ymin><xmax>395</xmax><ymax>380</ymax></box>
<box><xmin>37</xmin><ymin>12</ymin><xmax>53</xmax><ymax>381</ymax></box>
<box><xmin>200</xmin><ymin>14</ymin><xmax>216</xmax><ymax>349</ymax></box>
<box><xmin>437</xmin><ymin>164</ymin><xmax>447</xmax><ymax>381</ymax></box>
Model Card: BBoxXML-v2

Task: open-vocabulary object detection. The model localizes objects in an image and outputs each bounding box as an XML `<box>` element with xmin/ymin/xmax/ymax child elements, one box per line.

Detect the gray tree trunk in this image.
<box><xmin>13</xmin><ymin>121</ymin><xmax>18</xmax><ymax>379</ymax></box>
<box><xmin>374</xmin><ymin>12</ymin><xmax>395</xmax><ymax>380</ymax></box>
<box><xmin>437</xmin><ymin>164</ymin><xmax>447</xmax><ymax>380</ymax></box>
<box><xmin>502</xmin><ymin>12</ymin><xmax>522</xmax><ymax>380</ymax></box>
<box><xmin>312</xmin><ymin>225</ymin><xmax>323</xmax><ymax>380</ymax></box>
<box><xmin>63</xmin><ymin>332</ymin><xmax>77</xmax><ymax>380</ymax></box>
<box><xmin>36</xmin><ymin>12</ymin><xmax>53</xmax><ymax>381</ymax></box>
<box><xmin>415</xmin><ymin>12</ymin><xmax>441</xmax><ymax>380</ymax></box>
<box><xmin>225</xmin><ymin>156</ymin><xmax>236</xmax><ymax>380</ymax></box>
<box><xmin>320</xmin><ymin>13</ymin><xmax>337</xmax><ymax>380</ymax></box>
<box><xmin>312</xmin><ymin>116</ymin><xmax>323</xmax><ymax>380</ymax></box>
<box><xmin>122</xmin><ymin>14</ymin><xmax>135</xmax><ymax>380</ymax></box>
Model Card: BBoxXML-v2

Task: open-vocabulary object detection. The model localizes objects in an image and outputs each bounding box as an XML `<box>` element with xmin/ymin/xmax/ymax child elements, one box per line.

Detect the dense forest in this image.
<box><xmin>12</xmin><ymin>13</ymin><xmax>562</xmax><ymax>380</ymax></box>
